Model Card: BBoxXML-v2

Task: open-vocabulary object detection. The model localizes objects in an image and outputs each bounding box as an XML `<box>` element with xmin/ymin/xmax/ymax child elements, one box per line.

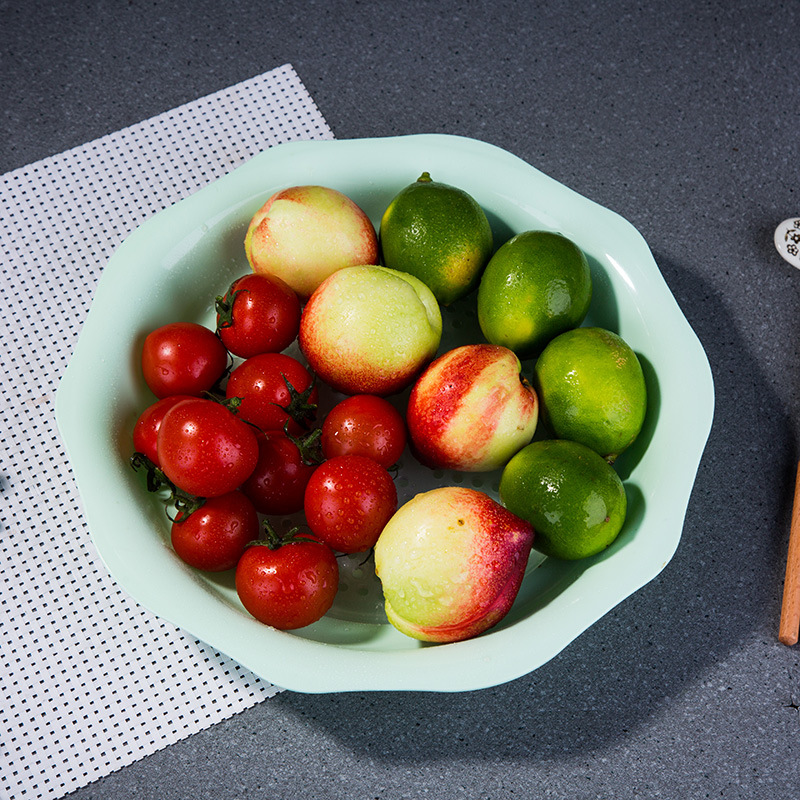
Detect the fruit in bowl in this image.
<box><xmin>245</xmin><ymin>185</ymin><xmax>379</xmax><ymax>298</ymax></box>
<box><xmin>299</xmin><ymin>264</ymin><xmax>443</xmax><ymax>396</ymax></box>
<box><xmin>374</xmin><ymin>487</ymin><xmax>534</xmax><ymax>642</ymax></box>
<box><xmin>533</xmin><ymin>326</ymin><xmax>647</xmax><ymax>463</ymax></box>
<box><xmin>379</xmin><ymin>172</ymin><xmax>493</xmax><ymax>306</ymax></box>
<box><xmin>406</xmin><ymin>344</ymin><xmax>539</xmax><ymax>472</ymax></box>
<box><xmin>477</xmin><ymin>230</ymin><xmax>592</xmax><ymax>358</ymax></box>
<box><xmin>500</xmin><ymin>439</ymin><xmax>628</xmax><ymax>560</ymax></box>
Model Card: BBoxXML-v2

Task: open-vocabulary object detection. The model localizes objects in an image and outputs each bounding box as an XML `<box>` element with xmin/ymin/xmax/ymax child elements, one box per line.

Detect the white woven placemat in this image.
<box><xmin>0</xmin><ymin>64</ymin><xmax>333</xmax><ymax>800</ymax></box>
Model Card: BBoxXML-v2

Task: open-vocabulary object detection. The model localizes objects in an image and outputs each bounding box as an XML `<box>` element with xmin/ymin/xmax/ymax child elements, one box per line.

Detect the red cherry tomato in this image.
<box><xmin>304</xmin><ymin>455</ymin><xmax>398</xmax><ymax>553</ymax></box>
<box><xmin>171</xmin><ymin>491</ymin><xmax>259</xmax><ymax>572</ymax></box>
<box><xmin>215</xmin><ymin>273</ymin><xmax>301</xmax><ymax>358</ymax></box>
<box><xmin>157</xmin><ymin>397</ymin><xmax>259</xmax><ymax>497</ymax></box>
<box><xmin>132</xmin><ymin>394</ymin><xmax>194</xmax><ymax>466</ymax></box>
<box><xmin>225</xmin><ymin>352</ymin><xmax>317</xmax><ymax>434</ymax></box>
<box><xmin>141</xmin><ymin>321</ymin><xmax>228</xmax><ymax>399</ymax></box>
<box><xmin>240</xmin><ymin>429</ymin><xmax>321</xmax><ymax>515</ymax></box>
<box><xmin>320</xmin><ymin>395</ymin><xmax>407</xmax><ymax>468</ymax></box>
<box><xmin>235</xmin><ymin>533</ymin><xmax>339</xmax><ymax>629</ymax></box>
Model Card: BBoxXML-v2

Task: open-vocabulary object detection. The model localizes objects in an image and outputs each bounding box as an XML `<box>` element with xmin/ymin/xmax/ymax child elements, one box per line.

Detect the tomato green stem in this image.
<box><xmin>130</xmin><ymin>452</ymin><xmax>206</xmax><ymax>520</ymax></box>
<box><xmin>272</xmin><ymin>372</ymin><xmax>318</xmax><ymax>429</ymax></box>
<box><xmin>284</xmin><ymin>422</ymin><xmax>324</xmax><ymax>466</ymax></box>
<box><xmin>204</xmin><ymin>393</ymin><xmax>242</xmax><ymax>413</ymax></box>
<box><xmin>253</xmin><ymin>519</ymin><xmax>318</xmax><ymax>550</ymax></box>
<box><xmin>214</xmin><ymin>286</ymin><xmax>248</xmax><ymax>331</ymax></box>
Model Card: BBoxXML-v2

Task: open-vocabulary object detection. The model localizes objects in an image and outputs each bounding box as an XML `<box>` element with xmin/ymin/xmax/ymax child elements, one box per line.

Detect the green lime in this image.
<box><xmin>477</xmin><ymin>230</ymin><xmax>591</xmax><ymax>358</ymax></box>
<box><xmin>499</xmin><ymin>439</ymin><xmax>627</xmax><ymax>560</ymax></box>
<box><xmin>379</xmin><ymin>172</ymin><xmax>493</xmax><ymax>305</ymax></box>
<box><xmin>533</xmin><ymin>327</ymin><xmax>647</xmax><ymax>462</ymax></box>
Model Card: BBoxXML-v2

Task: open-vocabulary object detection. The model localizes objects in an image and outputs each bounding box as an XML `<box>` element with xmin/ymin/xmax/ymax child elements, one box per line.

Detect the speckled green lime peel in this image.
<box><xmin>56</xmin><ymin>135</ymin><xmax>714</xmax><ymax>693</ymax></box>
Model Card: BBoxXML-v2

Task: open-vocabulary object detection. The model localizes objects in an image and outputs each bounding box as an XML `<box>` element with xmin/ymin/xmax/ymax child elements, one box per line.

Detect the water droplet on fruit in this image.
<box><xmin>410</xmin><ymin>577</ymin><xmax>433</xmax><ymax>598</ymax></box>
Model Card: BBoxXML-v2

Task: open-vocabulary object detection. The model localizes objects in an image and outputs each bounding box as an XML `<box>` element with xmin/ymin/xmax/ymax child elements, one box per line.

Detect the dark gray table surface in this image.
<box><xmin>4</xmin><ymin>1</ymin><xmax>800</xmax><ymax>798</ymax></box>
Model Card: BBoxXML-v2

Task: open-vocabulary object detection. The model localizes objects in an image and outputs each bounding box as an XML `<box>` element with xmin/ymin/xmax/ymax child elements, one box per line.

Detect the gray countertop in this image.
<box><xmin>4</xmin><ymin>1</ymin><xmax>800</xmax><ymax>798</ymax></box>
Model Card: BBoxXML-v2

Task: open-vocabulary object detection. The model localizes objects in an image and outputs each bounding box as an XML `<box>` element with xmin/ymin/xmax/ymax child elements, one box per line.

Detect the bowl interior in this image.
<box><xmin>57</xmin><ymin>134</ymin><xmax>713</xmax><ymax>691</ymax></box>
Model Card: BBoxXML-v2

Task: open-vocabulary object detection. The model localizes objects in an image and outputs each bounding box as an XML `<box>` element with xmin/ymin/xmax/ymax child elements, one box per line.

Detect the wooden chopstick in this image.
<box><xmin>779</xmin><ymin>461</ymin><xmax>800</xmax><ymax>645</ymax></box>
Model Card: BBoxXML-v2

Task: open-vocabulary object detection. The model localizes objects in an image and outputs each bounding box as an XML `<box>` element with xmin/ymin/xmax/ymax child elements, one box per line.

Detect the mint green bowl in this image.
<box><xmin>56</xmin><ymin>134</ymin><xmax>714</xmax><ymax>693</ymax></box>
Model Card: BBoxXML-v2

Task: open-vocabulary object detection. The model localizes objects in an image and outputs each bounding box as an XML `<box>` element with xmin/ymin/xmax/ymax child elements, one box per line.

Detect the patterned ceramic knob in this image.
<box><xmin>775</xmin><ymin>218</ymin><xmax>800</xmax><ymax>270</ymax></box>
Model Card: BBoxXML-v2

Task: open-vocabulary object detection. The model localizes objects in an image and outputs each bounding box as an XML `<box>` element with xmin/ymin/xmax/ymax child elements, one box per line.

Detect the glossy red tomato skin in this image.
<box><xmin>321</xmin><ymin>395</ymin><xmax>407</xmax><ymax>468</ymax></box>
<box><xmin>157</xmin><ymin>398</ymin><xmax>259</xmax><ymax>497</ymax></box>
<box><xmin>240</xmin><ymin>430</ymin><xmax>318</xmax><ymax>515</ymax></box>
<box><xmin>225</xmin><ymin>352</ymin><xmax>317</xmax><ymax>434</ymax></box>
<box><xmin>141</xmin><ymin>322</ymin><xmax>228</xmax><ymax>399</ymax></box>
<box><xmin>216</xmin><ymin>273</ymin><xmax>301</xmax><ymax>358</ymax></box>
<box><xmin>171</xmin><ymin>491</ymin><xmax>259</xmax><ymax>572</ymax></box>
<box><xmin>235</xmin><ymin>539</ymin><xmax>339</xmax><ymax>629</ymax></box>
<box><xmin>132</xmin><ymin>394</ymin><xmax>194</xmax><ymax>466</ymax></box>
<box><xmin>304</xmin><ymin>455</ymin><xmax>398</xmax><ymax>553</ymax></box>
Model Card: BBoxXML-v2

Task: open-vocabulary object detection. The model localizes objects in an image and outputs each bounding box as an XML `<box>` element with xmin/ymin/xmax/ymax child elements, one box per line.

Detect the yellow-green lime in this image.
<box><xmin>379</xmin><ymin>172</ymin><xmax>493</xmax><ymax>305</ymax></box>
<box><xmin>499</xmin><ymin>439</ymin><xmax>627</xmax><ymax>560</ymax></box>
<box><xmin>533</xmin><ymin>327</ymin><xmax>647</xmax><ymax>463</ymax></box>
<box><xmin>477</xmin><ymin>230</ymin><xmax>592</xmax><ymax>358</ymax></box>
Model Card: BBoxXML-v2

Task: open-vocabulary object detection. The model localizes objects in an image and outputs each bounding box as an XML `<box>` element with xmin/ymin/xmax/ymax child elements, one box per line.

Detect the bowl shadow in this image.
<box><xmin>267</xmin><ymin>248</ymin><xmax>797</xmax><ymax>765</ymax></box>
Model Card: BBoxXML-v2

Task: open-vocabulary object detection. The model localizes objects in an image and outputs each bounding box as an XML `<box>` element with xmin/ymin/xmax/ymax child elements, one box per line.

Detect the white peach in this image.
<box><xmin>374</xmin><ymin>487</ymin><xmax>534</xmax><ymax>642</ymax></box>
<box><xmin>244</xmin><ymin>185</ymin><xmax>379</xmax><ymax>298</ymax></box>
<box><xmin>406</xmin><ymin>344</ymin><xmax>538</xmax><ymax>472</ymax></box>
<box><xmin>298</xmin><ymin>265</ymin><xmax>442</xmax><ymax>396</ymax></box>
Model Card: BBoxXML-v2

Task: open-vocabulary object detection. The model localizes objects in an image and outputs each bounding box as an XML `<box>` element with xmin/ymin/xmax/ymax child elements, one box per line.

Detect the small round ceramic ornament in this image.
<box><xmin>775</xmin><ymin>218</ymin><xmax>800</xmax><ymax>270</ymax></box>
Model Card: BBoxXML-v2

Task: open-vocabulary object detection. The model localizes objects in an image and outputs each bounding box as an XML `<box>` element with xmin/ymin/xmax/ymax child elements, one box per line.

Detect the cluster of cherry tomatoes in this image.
<box><xmin>130</xmin><ymin>272</ymin><xmax>406</xmax><ymax>630</ymax></box>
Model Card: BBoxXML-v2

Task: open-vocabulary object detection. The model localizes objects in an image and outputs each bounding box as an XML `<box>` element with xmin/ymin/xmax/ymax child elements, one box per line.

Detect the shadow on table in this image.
<box><xmin>274</xmin><ymin>249</ymin><xmax>798</xmax><ymax>762</ymax></box>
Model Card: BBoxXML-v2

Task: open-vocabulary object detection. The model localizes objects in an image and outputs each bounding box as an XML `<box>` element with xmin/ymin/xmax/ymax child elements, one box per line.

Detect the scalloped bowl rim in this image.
<box><xmin>56</xmin><ymin>134</ymin><xmax>714</xmax><ymax>693</ymax></box>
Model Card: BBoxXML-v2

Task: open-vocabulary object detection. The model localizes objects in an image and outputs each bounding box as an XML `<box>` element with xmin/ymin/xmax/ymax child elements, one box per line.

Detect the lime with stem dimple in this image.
<box><xmin>379</xmin><ymin>172</ymin><xmax>493</xmax><ymax>306</ymax></box>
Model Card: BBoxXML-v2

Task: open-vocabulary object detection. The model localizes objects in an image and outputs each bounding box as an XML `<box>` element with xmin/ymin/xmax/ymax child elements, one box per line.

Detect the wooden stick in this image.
<box><xmin>779</xmin><ymin>461</ymin><xmax>800</xmax><ymax>645</ymax></box>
